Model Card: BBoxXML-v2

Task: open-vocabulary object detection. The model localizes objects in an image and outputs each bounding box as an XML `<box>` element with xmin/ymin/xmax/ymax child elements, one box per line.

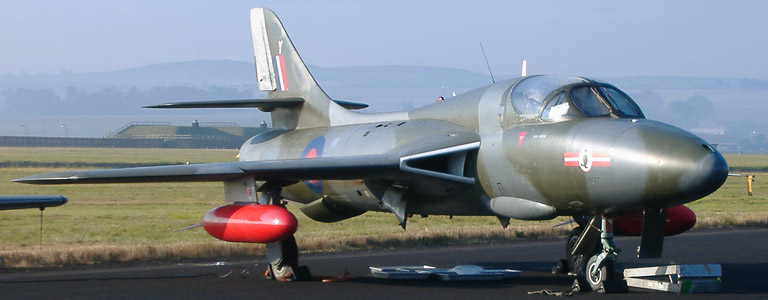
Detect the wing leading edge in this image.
<box><xmin>14</xmin><ymin>143</ymin><xmax>480</xmax><ymax>193</ymax></box>
<box><xmin>13</xmin><ymin>155</ymin><xmax>402</xmax><ymax>184</ymax></box>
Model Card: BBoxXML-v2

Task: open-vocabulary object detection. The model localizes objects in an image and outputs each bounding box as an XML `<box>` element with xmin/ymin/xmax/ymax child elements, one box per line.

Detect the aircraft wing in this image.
<box><xmin>14</xmin><ymin>141</ymin><xmax>479</xmax><ymax>195</ymax></box>
<box><xmin>13</xmin><ymin>155</ymin><xmax>403</xmax><ymax>184</ymax></box>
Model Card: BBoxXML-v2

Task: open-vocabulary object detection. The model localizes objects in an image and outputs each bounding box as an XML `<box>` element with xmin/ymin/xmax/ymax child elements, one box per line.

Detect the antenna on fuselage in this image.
<box><xmin>479</xmin><ymin>42</ymin><xmax>495</xmax><ymax>83</ymax></box>
<box><xmin>521</xmin><ymin>59</ymin><xmax>527</xmax><ymax>77</ymax></box>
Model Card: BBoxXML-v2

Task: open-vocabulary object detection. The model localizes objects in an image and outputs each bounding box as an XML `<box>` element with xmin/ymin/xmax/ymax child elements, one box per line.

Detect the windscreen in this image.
<box><xmin>541</xmin><ymin>91</ymin><xmax>574</xmax><ymax>121</ymax></box>
<box><xmin>599</xmin><ymin>86</ymin><xmax>644</xmax><ymax>118</ymax></box>
<box><xmin>509</xmin><ymin>76</ymin><xmax>584</xmax><ymax>119</ymax></box>
<box><xmin>570</xmin><ymin>86</ymin><xmax>610</xmax><ymax>117</ymax></box>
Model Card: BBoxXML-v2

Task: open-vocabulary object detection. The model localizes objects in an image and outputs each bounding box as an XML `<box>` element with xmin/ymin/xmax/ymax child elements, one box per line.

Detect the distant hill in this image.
<box><xmin>608</xmin><ymin>76</ymin><xmax>768</xmax><ymax>91</ymax></box>
<box><xmin>0</xmin><ymin>60</ymin><xmax>491</xmax><ymax>91</ymax></box>
<box><xmin>0</xmin><ymin>60</ymin><xmax>258</xmax><ymax>91</ymax></box>
<box><xmin>4</xmin><ymin>59</ymin><xmax>767</xmax><ymax>95</ymax></box>
<box><xmin>2</xmin><ymin>60</ymin><xmax>768</xmax><ymax>149</ymax></box>
<box><xmin>0</xmin><ymin>60</ymin><xmax>497</xmax><ymax>114</ymax></box>
<box><xmin>4</xmin><ymin>59</ymin><xmax>768</xmax><ymax>97</ymax></box>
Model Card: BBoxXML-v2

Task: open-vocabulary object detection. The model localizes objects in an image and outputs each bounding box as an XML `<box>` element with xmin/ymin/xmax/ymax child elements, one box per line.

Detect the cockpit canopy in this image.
<box><xmin>508</xmin><ymin>75</ymin><xmax>644</xmax><ymax>121</ymax></box>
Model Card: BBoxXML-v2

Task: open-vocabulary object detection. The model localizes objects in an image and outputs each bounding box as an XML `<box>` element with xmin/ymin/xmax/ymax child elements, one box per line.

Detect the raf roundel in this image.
<box><xmin>301</xmin><ymin>136</ymin><xmax>325</xmax><ymax>193</ymax></box>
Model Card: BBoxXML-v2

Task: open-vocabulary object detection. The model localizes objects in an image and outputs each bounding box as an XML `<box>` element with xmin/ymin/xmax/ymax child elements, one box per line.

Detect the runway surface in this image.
<box><xmin>1</xmin><ymin>228</ymin><xmax>767</xmax><ymax>299</ymax></box>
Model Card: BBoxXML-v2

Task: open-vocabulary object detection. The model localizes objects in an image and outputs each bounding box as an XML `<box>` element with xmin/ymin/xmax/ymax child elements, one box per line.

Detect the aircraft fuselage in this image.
<box><xmin>239</xmin><ymin>77</ymin><xmax>727</xmax><ymax>219</ymax></box>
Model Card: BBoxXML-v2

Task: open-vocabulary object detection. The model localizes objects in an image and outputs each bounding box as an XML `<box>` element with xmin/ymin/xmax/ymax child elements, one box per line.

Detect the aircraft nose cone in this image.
<box><xmin>680</xmin><ymin>149</ymin><xmax>728</xmax><ymax>200</ymax></box>
<box><xmin>638</xmin><ymin>123</ymin><xmax>729</xmax><ymax>206</ymax></box>
<box><xmin>610</xmin><ymin>120</ymin><xmax>729</xmax><ymax>208</ymax></box>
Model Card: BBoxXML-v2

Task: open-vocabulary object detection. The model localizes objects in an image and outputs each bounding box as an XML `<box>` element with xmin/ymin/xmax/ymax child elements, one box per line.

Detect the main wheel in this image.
<box><xmin>565</xmin><ymin>226</ymin><xmax>599</xmax><ymax>275</ymax></box>
<box><xmin>266</xmin><ymin>236</ymin><xmax>299</xmax><ymax>281</ymax></box>
<box><xmin>585</xmin><ymin>254</ymin><xmax>614</xmax><ymax>293</ymax></box>
<box><xmin>268</xmin><ymin>264</ymin><xmax>296</xmax><ymax>281</ymax></box>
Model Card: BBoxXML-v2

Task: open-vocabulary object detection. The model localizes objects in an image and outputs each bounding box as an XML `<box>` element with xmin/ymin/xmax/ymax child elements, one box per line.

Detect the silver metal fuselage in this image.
<box><xmin>238</xmin><ymin>78</ymin><xmax>727</xmax><ymax>218</ymax></box>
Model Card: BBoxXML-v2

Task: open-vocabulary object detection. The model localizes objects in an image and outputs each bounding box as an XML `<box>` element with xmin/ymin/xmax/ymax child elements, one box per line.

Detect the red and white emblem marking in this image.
<box><xmin>563</xmin><ymin>149</ymin><xmax>610</xmax><ymax>172</ymax></box>
<box><xmin>273</xmin><ymin>55</ymin><xmax>288</xmax><ymax>91</ymax></box>
<box><xmin>517</xmin><ymin>132</ymin><xmax>527</xmax><ymax>146</ymax></box>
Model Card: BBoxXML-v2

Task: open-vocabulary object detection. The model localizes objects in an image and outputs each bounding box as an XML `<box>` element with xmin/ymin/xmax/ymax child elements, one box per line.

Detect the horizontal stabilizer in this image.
<box><xmin>144</xmin><ymin>98</ymin><xmax>304</xmax><ymax>111</ymax></box>
<box><xmin>144</xmin><ymin>98</ymin><xmax>367</xmax><ymax>110</ymax></box>
<box><xmin>329</xmin><ymin>100</ymin><xmax>368</xmax><ymax>110</ymax></box>
<box><xmin>0</xmin><ymin>195</ymin><xmax>67</xmax><ymax>210</ymax></box>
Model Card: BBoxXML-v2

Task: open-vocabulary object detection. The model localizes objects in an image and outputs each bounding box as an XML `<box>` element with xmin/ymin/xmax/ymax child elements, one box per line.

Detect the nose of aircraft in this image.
<box><xmin>616</xmin><ymin>120</ymin><xmax>729</xmax><ymax>207</ymax></box>
<box><xmin>679</xmin><ymin>147</ymin><xmax>728</xmax><ymax>201</ymax></box>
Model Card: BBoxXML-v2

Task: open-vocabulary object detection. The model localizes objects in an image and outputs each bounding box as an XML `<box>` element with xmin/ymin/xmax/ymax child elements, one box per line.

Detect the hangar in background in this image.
<box><xmin>109</xmin><ymin>120</ymin><xmax>270</xmax><ymax>149</ymax></box>
<box><xmin>0</xmin><ymin>121</ymin><xmax>269</xmax><ymax>149</ymax></box>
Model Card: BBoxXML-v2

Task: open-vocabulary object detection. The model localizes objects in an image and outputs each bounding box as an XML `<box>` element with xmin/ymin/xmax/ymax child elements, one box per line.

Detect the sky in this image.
<box><xmin>1</xmin><ymin>0</ymin><xmax>767</xmax><ymax>79</ymax></box>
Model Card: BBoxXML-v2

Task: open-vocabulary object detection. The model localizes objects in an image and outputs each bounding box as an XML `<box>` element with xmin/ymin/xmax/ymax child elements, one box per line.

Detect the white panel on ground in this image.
<box><xmin>370</xmin><ymin>265</ymin><xmax>520</xmax><ymax>281</ymax></box>
<box><xmin>623</xmin><ymin>264</ymin><xmax>722</xmax><ymax>293</ymax></box>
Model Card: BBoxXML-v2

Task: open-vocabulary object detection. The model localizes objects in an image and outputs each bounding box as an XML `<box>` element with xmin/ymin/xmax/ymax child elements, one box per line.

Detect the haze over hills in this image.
<box><xmin>2</xmin><ymin>60</ymin><xmax>768</xmax><ymax>152</ymax></box>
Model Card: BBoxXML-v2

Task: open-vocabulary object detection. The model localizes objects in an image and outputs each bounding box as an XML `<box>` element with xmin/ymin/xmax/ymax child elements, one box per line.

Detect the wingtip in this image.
<box><xmin>11</xmin><ymin>176</ymin><xmax>33</xmax><ymax>184</ymax></box>
<box><xmin>12</xmin><ymin>172</ymin><xmax>73</xmax><ymax>185</ymax></box>
<box><xmin>12</xmin><ymin>177</ymin><xmax>40</xmax><ymax>184</ymax></box>
<box><xmin>143</xmin><ymin>104</ymin><xmax>167</xmax><ymax>109</ymax></box>
<box><xmin>11</xmin><ymin>179</ymin><xmax>39</xmax><ymax>185</ymax></box>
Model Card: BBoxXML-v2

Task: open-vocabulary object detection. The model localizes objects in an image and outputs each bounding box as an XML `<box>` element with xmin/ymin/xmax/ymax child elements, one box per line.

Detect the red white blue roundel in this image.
<box><xmin>301</xmin><ymin>136</ymin><xmax>325</xmax><ymax>193</ymax></box>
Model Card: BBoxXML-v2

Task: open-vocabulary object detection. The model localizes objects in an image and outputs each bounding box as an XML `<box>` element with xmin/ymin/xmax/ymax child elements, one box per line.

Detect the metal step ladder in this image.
<box><xmin>623</xmin><ymin>264</ymin><xmax>722</xmax><ymax>293</ymax></box>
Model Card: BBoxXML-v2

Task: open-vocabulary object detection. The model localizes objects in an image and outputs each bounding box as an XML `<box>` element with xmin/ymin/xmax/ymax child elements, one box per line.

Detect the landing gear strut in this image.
<box><xmin>259</xmin><ymin>187</ymin><xmax>310</xmax><ymax>281</ymax></box>
<box><xmin>265</xmin><ymin>236</ymin><xmax>300</xmax><ymax>280</ymax></box>
<box><xmin>565</xmin><ymin>215</ymin><xmax>626</xmax><ymax>293</ymax></box>
<box><xmin>583</xmin><ymin>216</ymin><xmax>620</xmax><ymax>292</ymax></box>
<box><xmin>565</xmin><ymin>226</ymin><xmax>599</xmax><ymax>276</ymax></box>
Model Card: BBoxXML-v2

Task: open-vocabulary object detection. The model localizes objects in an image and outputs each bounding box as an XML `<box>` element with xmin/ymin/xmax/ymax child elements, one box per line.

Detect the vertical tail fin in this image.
<box><xmin>251</xmin><ymin>8</ymin><xmax>348</xmax><ymax>130</ymax></box>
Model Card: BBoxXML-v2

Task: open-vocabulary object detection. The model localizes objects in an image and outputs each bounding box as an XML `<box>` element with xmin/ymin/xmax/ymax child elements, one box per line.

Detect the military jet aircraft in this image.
<box><xmin>15</xmin><ymin>8</ymin><xmax>728</xmax><ymax>292</ymax></box>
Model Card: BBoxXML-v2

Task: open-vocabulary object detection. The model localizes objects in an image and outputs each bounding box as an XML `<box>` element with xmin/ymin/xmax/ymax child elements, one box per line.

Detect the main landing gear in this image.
<box><xmin>259</xmin><ymin>187</ymin><xmax>310</xmax><ymax>281</ymax></box>
<box><xmin>265</xmin><ymin>236</ymin><xmax>302</xmax><ymax>280</ymax></box>
<box><xmin>564</xmin><ymin>215</ymin><xmax>627</xmax><ymax>293</ymax></box>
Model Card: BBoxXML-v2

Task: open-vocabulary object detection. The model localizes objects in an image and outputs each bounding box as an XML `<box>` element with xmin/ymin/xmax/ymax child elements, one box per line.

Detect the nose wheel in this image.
<box><xmin>585</xmin><ymin>253</ymin><xmax>615</xmax><ymax>292</ymax></box>
<box><xmin>585</xmin><ymin>216</ymin><xmax>626</xmax><ymax>293</ymax></box>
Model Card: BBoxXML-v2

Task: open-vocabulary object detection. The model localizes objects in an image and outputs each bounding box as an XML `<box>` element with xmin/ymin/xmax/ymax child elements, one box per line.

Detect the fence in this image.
<box><xmin>0</xmin><ymin>136</ymin><xmax>243</xmax><ymax>149</ymax></box>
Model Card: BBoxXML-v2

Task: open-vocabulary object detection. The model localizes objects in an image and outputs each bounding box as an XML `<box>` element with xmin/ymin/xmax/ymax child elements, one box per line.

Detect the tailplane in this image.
<box><xmin>145</xmin><ymin>8</ymin><xmax>372</xmax><ymax>129</ymax></box>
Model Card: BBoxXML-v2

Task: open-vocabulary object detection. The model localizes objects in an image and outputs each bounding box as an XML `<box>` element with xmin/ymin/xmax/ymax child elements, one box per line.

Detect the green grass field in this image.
<box><xmin>0</xmin><ymin>147</ymin><xmax>237</xmax><ymax>167</ymax></box>
<box><xmin>0</xmin><ymin>147</ymin><xmax>765</xmax><ymax>267</ymax></box>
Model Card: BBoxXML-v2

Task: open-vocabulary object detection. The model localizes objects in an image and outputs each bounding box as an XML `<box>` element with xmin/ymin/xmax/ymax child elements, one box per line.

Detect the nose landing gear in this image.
<box><xmin>565</xmin><ymin>215</ymin><xmax>627</xmax><ymax>293</ymax></box>
<box><xmin>584</xmin><ymin>216</ymin><xmax>625</xmax><ymax>292</ymax></box>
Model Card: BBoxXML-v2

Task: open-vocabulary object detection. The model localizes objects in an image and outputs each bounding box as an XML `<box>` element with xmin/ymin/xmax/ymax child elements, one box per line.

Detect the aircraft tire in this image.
<box><xmin>266</xmin><ymin>236</ymin><xmax>299</xmax><ymax>281</ymax></box>
<box><xmin>565</xmin><ymin>226</ymin><xmax>599</xmax><ymax>276</ymax></box>
<box><xmin>585</xmin><ymin>254</ymin><xmax>614</xmax><ymax>293</ymax></box>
